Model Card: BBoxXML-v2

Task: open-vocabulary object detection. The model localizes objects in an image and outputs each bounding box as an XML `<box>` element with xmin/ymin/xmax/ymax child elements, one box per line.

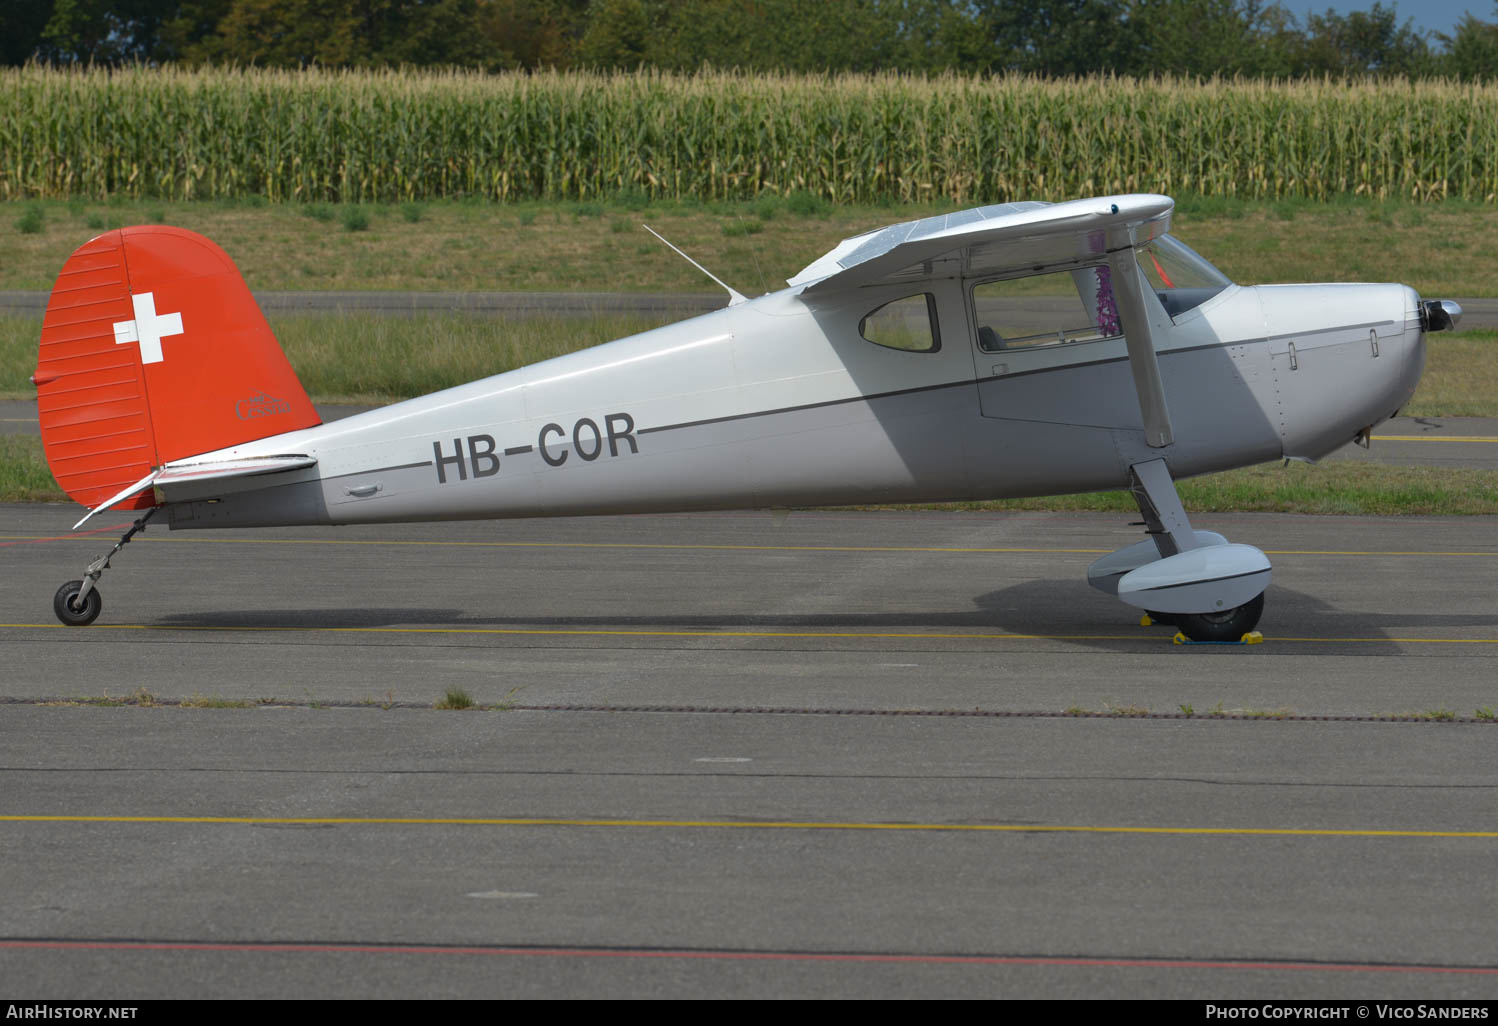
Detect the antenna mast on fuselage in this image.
<box><xmin>642</xmin><ymin>225</ymin><xmax>748</xmax><ymax>307</ymax></box>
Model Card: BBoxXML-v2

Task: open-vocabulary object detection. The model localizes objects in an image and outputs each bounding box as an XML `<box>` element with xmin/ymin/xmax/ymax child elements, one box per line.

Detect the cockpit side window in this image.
<box><xmin>1136</xmin><ymin>235</ymin><xmax>1232</xmax><ymax>319</ymax></box>
<box><xmin>971</xmin><ymin>266</ymin><xmax>1122</xmax><ymax>353</ymax></box>
<box><xmin>860</xmin><ymin>293</ymin><xmax>940</xmax><ymax>353</ymax></box>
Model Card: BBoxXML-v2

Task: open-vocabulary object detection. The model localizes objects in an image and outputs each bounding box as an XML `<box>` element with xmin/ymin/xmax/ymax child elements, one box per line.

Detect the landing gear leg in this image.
<box><xmin>53</xmin><ymin>508</ymin><xmax>156</xmax><ymax>627</ymax></box>
<box><xmin>1088</xmin><ymin>459</ymin><xmax>1270</xmax><ymax>643</ymax></box>
<box><xmin>1127</xmin><ymin>458</ymin><xmax>1197</xmax><ymax>561</ymax></box>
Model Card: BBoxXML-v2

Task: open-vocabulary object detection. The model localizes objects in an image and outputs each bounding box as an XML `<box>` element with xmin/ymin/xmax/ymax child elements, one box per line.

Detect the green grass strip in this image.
<box><xmin>0</xmin><ymin>435</ymin><xmax>65</xmax><ymax>502</ymax></box>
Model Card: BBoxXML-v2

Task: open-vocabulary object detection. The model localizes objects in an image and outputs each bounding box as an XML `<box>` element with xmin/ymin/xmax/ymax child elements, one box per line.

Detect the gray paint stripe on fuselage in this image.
<box><xmin>639</xmin><ymin>338</ymin><xmax>1243</xmax><ymax>438</ymax></box>
<box><xmin>636</xmin><ymin>377</ymin><xmax>970</xmax><ymax>436</ymax></box>
<box><xmin>1264</xmin><ymin>318</ymin><xmax>1395</xmax><ymax>343</ymax></box>
<box><xmin>324</xmin><ymin>460</ymin><xmax>434</xmax><ymax>482</ymax></box>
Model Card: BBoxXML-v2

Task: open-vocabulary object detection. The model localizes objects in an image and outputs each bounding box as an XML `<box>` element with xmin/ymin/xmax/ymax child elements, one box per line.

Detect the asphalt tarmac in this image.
<box><xmin>3</xmin><ymin>505</ymin><xmax>1497</xmax><ymax>998</ymax></box>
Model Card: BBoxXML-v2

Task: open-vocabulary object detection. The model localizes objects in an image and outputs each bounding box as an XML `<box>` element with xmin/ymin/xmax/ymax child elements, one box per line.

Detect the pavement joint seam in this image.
<box><xmin>4</xmin><ymin>815</ymin><xmax>1497</xmax><ymax>838</ymax></box>
<box><xmin>4</xmin><ymin>695</ymin><xmax>1495</xmax><ymax>722</ymax></box>
<box><xmin>2</xmin><ymin>937</ymin><xmax>1496</xmax><ymax>973</ymax></box>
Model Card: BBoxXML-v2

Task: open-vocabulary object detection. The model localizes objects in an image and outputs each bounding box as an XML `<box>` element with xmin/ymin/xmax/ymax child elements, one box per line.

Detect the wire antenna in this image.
<box><xmin>642</xmin><ymin>225</ymin><xmax>748</xmax><ymax>306</ymax></box>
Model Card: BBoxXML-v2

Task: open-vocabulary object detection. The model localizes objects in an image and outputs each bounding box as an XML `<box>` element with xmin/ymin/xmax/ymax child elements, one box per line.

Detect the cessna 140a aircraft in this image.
<box><xmin>33</xmin><ymin>194</ymin><xmax>1462</xmax><ymax>638</ymax></box>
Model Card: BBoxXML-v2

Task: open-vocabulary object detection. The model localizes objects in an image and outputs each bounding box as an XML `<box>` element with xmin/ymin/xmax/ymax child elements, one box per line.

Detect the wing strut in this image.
<box><xmin>1105</xmin><ymin>248</ymin><xmax>1174</xmax><ymax>448</ymax></box>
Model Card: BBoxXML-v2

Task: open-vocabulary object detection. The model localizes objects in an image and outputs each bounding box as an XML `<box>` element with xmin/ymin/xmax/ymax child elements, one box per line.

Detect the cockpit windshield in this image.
<box><xmin>1136</xmin><ymin>235</ymin><xmax>1232</xmax><ymax>319</ymax></box>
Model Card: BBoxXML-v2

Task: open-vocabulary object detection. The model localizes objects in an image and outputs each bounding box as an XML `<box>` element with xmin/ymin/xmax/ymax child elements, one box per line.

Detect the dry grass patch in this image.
<box><xmin>1177</xmin><ymin>202</ymin><xmax>1498</xmax><ymax>298</ymax></box>
<box><xmin>0</xmin><ymin>198</ymin><xmax>875</xmax><ymax>294</ymax></box>
<box><xmin>1405</xmin><ymin>331</ymin><xmax>1498</xmax><ymax>417</ymax></box>
<box><xmin>7</xmin><ymin>197</ymin><xmax>1498</xmax><ymax>297</ymax></box>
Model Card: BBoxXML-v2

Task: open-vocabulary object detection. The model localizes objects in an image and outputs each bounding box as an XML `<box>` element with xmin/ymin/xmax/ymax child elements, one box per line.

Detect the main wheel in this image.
<box><xmin>53</xmin><ymin>580</ymin><xmax>101</xmax><ymax>627</ymax></box>
<box><xmin>1174</xmin><ymin>593</ymin><xmax>1263</xmax><ymax>643</ymax></box>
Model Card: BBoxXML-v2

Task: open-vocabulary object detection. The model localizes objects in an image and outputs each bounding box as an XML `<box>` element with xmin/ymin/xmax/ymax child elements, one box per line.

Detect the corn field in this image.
<box><xmin>6</xmin><ymin>65</ymin><xmax>1498</xmax><ymax>204</ymax></box>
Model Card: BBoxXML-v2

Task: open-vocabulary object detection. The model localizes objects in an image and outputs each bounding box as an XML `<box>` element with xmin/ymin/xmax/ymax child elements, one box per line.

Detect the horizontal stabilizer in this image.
<box><xmin>73</xmin><ymin>454</ymin><xmax>316</xmax><ymax>529</ymax></box>
<box><xmin>154</xmin><ymin>454</ymin><xmax>317</xmax><ymax>486</ymax></box>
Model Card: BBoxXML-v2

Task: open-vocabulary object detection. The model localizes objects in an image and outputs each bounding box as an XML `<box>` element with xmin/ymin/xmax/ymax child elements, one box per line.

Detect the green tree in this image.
<box><xmin>8</xmin><ymin>0</ymin><xmax>232</xmax><ymax>64</ymax></box>
<box><xmin>193</xmin><ymin>0</ymin><xmax>367</xmax><ymax>65</ymax></box>
<box><xmin>154</xmin><ymin>0</ymin><xmax>235</xmax><ymax>60</ymax></box>
<box><xmin>191</xmin><ymin>0</ymin><xmax>494</xmax><ymax>67</ymax></box>
<box><xmin>1437</xmin><ymin>7</ymin><xmax>1498</xmax><ymax>80</ymax></box>
<box><xmin>575</xmin><ymin>0</ymin><xmax>977</xmax><ymax>74</ymax></box>
<box><xmin>576</xmin><ymin>0</ymin><xmax>654</xmax><ymax>68</ymax></box>
<box><xmin>36</xmin><ymin>0</ymin><xmax>185</xmax><ymax>63</ymax></box>
<box><xmin>973</xmin><ymin>0</ymin><xmax>1145</xmax><ymax>75</ymax></box>
<box><xmin>379</xmin><ymin>0</ymin><xmax>494</xmax><ymax>66</ymax></box>
<box><xmin>476</xmin><ymin>0</ymin><xmax>590</xmax><ymax>68</ymax></box>
<box><xmin>1</xmin><ymin>0</ymin><xmax>56</xmax><ymax>64</ymax></box>
<box><xmin>654</xmin><ymin>0</ymin><xmax>895</xmax><ymax>72</ymax></box>
<box><xmin>1296</xmin><ymin>2</ymin><xmax>1432</xmax><ymax>76</ymax></box>
<box><xmin>1132</xmin><ymin>0</ymin><xmax>1295</xmax><ymax>78</ymax></box>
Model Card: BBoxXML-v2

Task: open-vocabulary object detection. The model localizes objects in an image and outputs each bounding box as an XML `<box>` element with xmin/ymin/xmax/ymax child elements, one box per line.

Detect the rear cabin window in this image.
<box><xmin>860</xmin><ymin>293</ymin><xmax>940</xmax><ymax>352</ymax></box>
<box><xmin>972</xmin><ymin>267</ymin><xmax>1122</xmax><ymax>352</ymax></box>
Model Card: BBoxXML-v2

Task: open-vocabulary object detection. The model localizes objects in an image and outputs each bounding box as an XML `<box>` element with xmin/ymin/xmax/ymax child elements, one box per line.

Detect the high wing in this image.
<box><xmin>788</xmin><ymin>194</ymin><xmax>1172</xmax><ymax>293</ymax></box>
<box><xmin>790</xmin><ymin>193</ymin><xmax>1177</xmax><ymax>447</ymax></box>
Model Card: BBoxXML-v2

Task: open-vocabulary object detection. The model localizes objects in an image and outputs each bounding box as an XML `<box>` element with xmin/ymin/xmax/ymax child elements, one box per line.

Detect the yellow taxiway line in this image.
<box><xmin>2</xmin><ymin>814</ymin><xmax>1493</xmax><ymax>838</ymax></box>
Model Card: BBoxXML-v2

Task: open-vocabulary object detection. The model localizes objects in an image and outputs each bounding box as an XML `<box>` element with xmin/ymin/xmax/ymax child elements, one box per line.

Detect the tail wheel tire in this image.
<box><xmin>54</xmin><ymin>580</ymin><xmax>101</xmax><ymax>627</ymax></box>
<box><xmin>1174</xmin><ymin>593</ymin><xmax>1264</xmax><ymax>643</ymax></box>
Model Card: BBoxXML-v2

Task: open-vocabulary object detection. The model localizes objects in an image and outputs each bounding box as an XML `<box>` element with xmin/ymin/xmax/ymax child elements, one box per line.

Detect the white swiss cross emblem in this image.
<box><xmin>114</xmin><ymin>292</ymin><xmax>183</xmax><ymax>365</ymax></box>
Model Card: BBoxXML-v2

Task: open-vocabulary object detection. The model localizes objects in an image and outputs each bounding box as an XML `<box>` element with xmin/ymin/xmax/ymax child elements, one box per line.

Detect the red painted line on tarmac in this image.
<box><xmin>0</xmin><ymin>522</ymin><xmax>129</xmax><ymax>547</ymax></box>
<box><xmin>2</xmin><ymin>939</ymin><xmax>1495</xmax><ymax>975</ymax></box>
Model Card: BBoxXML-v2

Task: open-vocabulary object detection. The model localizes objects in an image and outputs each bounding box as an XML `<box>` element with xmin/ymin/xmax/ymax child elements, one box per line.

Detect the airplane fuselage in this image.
<box><xmin>161</xmin><ymin>277</ymin><xmax>1426</xmax><ymax>531</ymax></box>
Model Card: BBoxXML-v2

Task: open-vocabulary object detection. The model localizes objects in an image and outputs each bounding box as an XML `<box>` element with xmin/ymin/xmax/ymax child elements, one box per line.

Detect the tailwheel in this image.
<box><xmin>1174</xmin><ymin>593</ymin><xmax>1264</xmax><ymax>643</ymax></box>
<box><xmin>51</xmin><ymin>508</ymin><xmax>155</xmax><ymax>627</ymax></box>
<box><xmin>54</xmin><ymin>580</ymin><xmax>102</xmax><ymax>627</ymax></box>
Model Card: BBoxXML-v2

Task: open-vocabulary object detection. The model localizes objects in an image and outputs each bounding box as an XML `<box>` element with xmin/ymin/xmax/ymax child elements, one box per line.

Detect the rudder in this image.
<box><xmin>33</xmin><ymin>226</ymin><xmax>321</xmax><ymax>511</ymax></box>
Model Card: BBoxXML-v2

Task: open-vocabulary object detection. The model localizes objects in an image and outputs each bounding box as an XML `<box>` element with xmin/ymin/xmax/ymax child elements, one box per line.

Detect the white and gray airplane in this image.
<box><xmin>33</xmin><ymin>194</ymin><xmax>1460</xmax><ymax>639</ymax></box>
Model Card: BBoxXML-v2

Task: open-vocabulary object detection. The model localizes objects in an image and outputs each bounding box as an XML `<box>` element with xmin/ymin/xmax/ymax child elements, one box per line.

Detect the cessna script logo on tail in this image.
<box><xmin>236</xmin><ymin>392</ymin><xmax>292</xmax><ymax>420</ymax></box>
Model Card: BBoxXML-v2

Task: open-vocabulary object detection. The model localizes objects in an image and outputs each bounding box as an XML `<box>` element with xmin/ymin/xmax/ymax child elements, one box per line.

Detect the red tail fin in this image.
<box><xmin>33</xmin><ymin>226</ymin><xmax>321</xmax><ymax>510</ymax></box>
